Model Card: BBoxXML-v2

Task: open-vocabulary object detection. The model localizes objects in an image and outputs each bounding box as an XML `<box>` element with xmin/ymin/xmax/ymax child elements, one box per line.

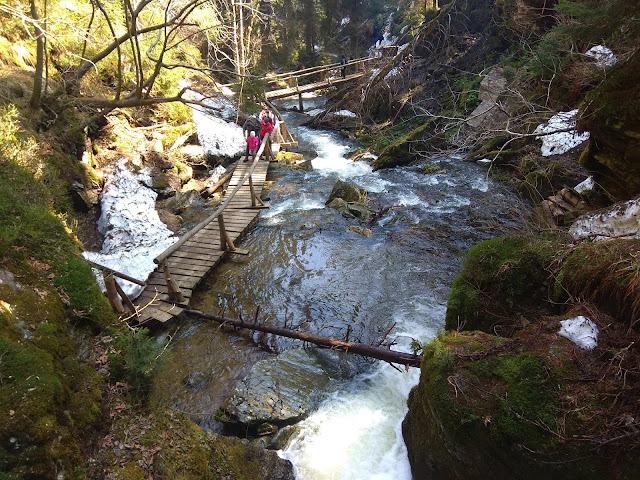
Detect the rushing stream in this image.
<box><xmin>153</xmin><ymin>96</ymin><xmax>527</xmax><ymax>479</ymax></box>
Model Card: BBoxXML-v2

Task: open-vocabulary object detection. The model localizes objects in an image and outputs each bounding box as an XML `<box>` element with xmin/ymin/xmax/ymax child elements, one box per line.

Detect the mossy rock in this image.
<box><xmin>402</xmin><ymin>329</ymin><xmax>640</xmax><ymax>479</ymax></box>
<box><xmin>371</xmin><ymin>118</ymin><xmax>436</xmax><ymax>170</ymax></box>
<box><xmin>579</xmin><ymin>49</ymin><xmax>640</xmax><ymax>200</ymax></box>
<box><xmin>553</xmin><ymin>239</ymin><xmax>640</xmax><ymax>326</ymax></box>
<box><xmin>445</xmin><ymin>234</ymin><xmax>566</xmax><ymax>334</ymax></box>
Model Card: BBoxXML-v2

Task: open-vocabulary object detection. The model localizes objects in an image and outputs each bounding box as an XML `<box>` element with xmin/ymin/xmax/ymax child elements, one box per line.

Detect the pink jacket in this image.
<box><xmin>247</xmin><ymin>136</ymin><xmax>260</xmax><ymax>150</ymax></box>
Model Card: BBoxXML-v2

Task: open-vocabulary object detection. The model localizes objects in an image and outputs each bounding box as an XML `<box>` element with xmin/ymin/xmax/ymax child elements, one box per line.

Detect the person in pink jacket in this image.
<box><xmin>246</xmin><ymin>131</ymin><xmax>260</xmax><ymax>162</ymax></box>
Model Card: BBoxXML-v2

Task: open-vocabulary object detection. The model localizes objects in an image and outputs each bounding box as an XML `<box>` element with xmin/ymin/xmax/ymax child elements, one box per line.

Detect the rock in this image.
<box><xmin>269</xmin><ymin>425</ymin><xmax>301</xmax><ymax>450</ymax></box>
<box><xmin>461</xmin><ymin>68</ymin><xmax>509</xmax><ymax>137</ymax></box>
<box><xmin>257</xmin><ymin>422</ymin><xmax>279</xmax><ymax>437</ymax></box>
<box><xmin>164</xmin><ymin>189</ymin><xmax>202</xmax><ymax>214</ymax></box>
<box><xmin>344</xmin><ymin>204</ymin><xmax>371</xmax><ymax>221</ymax></box>
<box><xmin>69</xmin><ymin>182</ymin><xmax>97</xmax><ymax>213</ymax></box>
<box><xmin>179</xmin><ymin>144</ymin><xmax>207</xmax><ymax>163</ymax></box>
<box><xmin>218</xmin><ymin>348</ymin><xmax>363</xmax><ymax>429</ymax></box>
<box><xmin>347</xmin><ymin>225</ymin><xmax>373</xmax><ymax>237</ymax></box>
<box><xmin>237</xmin><ymin>439</ymin><xmax>296</xmax><ymax>480</ymax></box>
<box><xmin>326</xmin><ymin>180</ymin><xmax>363</xmax><ymax>204</ymax></box>
<box><xmin>150</xmin><ymin>139</ymin><xmax>164</xmax><ymax>153</ymax></box>
<box><xmin>326</xmin><ymin>197</ymin><xmax>347</xmax><ymax>209</ymax></box>
<box><xmin>276</xmin><ymin>151</ymin><xmax>305</xmax><ymax>164</ymax></box>
<box><xmin>476</xmin><ymin>158</ymin><xmax>493</xmax><ymax>167</ymax></box>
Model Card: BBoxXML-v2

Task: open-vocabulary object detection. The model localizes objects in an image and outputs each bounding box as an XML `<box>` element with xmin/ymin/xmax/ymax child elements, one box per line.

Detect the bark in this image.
<box><xmin>29</xmin><ymin>0</ymin><xmax>44</xmax><ymax>108</ymax></box>
<box><xmin>185</xmin><ymin>309</ymin><xmax>423</xmax><ymax>368</ymax></box>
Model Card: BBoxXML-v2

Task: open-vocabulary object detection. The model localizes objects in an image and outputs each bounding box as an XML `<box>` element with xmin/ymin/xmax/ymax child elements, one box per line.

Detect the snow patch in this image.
<box><xmin>585</xmin><ymin>45</ymin><xmax>617</xmax><ymax>68</ymax></box>
<box><xmin>558</xmin><ymin>316</ymin><xmax>599</xmax><ymax>350</ymax></box>
<box><xmin>340</xmin><ymin>17</ymin><xmax>350</xmax><ymax>26</ymax></box>
<box><xmin>569</xmin><ymin>197</ymin><xmax>640</xmax><ymax>241</ymax></box>
<box><xmin>534</xmin><ymin>110</ymin><xmax>590</xmax><ymax>156</ymax></box>
<box><xmin>205</xmin><ymin>165</ymin><xmax>228</xmax><ymax>188</ymax></box>
<box><xmin>574</xmin><ymin>176</ymin><xmax>594</xmax><ymax>193</ymax></box>
<box><xmin>82</xmin><ymin>160</ymin><xmax>177</xmax><ymax>298</ymax></box>
<box><xmin>385</xmin><ymin>67</ymin><xmax>400</xmax><ymax>80</ymax></box>
<box><xmin>334</xmin><ymin>110</ymin><xmax>357</xmax><ymax>118</ymax></box>
<box><xmin>189</xmin><ymin>91</ymin><xmax>245</xmax><ymax>158</ymax></box>
<box><xmin>397</xmin><ymin>43</ymin><xmax>410</xmax><ymax>54</ymax></box>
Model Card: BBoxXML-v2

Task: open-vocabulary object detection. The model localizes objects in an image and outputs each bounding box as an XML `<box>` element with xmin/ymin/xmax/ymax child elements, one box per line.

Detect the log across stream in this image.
<box><xmin>185</xmin><ymin>309</ymin><xmax>423</xmax><ymax>368</ymax></box>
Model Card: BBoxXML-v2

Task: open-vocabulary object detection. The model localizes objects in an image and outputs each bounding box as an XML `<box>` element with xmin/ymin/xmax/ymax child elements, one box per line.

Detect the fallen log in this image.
<box><xmin>185</xmin><ymin>309</ymin><xmax>423</xmax><ymax>368</ymax></box>
<box><xmin>201</xmin><ymin>164</ymin><xmax>236</xmax><ymax>199</ymax></box>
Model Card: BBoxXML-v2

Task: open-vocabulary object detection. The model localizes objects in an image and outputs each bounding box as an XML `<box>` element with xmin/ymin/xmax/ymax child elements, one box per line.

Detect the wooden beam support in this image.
<box><xmin>113</xmin><ymin>277</ymin><xmax>136</xmax><ymax>313</ymax></box>
<box><xmin>162</xmin><ymin>260</ymin><xmax>185</xmax><ymax>303</ymax></box>
<box><xmin>104</xmin><ymin>275</ymin><xmax>125</xmax><ymax>314</ymax></box>
<box><xmin>218</xmin><ymin>214</ymin><xmax>249</xmax><ymax>255</ymax></box>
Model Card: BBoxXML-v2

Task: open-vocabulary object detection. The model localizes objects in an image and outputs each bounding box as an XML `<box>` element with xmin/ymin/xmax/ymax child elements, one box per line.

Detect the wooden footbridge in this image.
<box><xmin>90</xmin><ymin>122</ymin><xmax>284</xmax><ymax>327</ymax></box>
<box><xmin>265</xmin><ymin>57</ymin><xmax>377</xmax><ymax>110</ymax></box>
<box><xmin>91</xmin><ymin>57</ymin><xmax>382</xmax><ymax>325</ymax></box>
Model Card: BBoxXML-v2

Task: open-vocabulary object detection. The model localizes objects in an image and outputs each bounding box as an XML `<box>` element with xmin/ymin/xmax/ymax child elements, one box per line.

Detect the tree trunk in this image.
<box><xmin>29</xmin><ymin>0</ymin><xmax>44</xmax><ymax>108</ymax></box>
<box><xmin>185</xmin><ymin>309</ymin><xmax>423</xmax><ymax>368</ymax></box>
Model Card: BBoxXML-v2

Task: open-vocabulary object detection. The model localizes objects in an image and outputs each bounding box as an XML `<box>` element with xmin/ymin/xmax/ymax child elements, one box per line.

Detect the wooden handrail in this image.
<box><xmin>265</xmin><ymin>57</ymin><xmax>376</xmax><ymax>84</ymax></box>
<box><xmin>85</xmin><ymin>259</ymin><xmax>146</xmax><ymax>286</ymax></box>
<box><xmin>153</xmin><ymin>120</ymin><xmax>279</xmax><ymax>266</ymax></box>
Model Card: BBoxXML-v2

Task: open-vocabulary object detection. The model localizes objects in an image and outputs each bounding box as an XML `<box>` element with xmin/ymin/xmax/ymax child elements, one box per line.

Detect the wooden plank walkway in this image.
<box><xmin>265</xmin><ymin>72</ymin><xmax>366</xmax><ymax>100</ymax></box>
<box><xmin>132</xmin><ymin>159</ymin><xmax>270</xmax><ymax>327</ymax></box>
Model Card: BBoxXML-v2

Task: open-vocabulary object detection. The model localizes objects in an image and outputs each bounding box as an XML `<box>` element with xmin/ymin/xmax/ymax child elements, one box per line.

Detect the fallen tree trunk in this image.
<box><xmin>185</xmin><ymin>309</ymin><xmax>423</xmax><ymax>368</ymax></box>
<box><xmin>201</xmin><ymin>165</ymin><xmax>236</xmax><ymax>198</ymax></box>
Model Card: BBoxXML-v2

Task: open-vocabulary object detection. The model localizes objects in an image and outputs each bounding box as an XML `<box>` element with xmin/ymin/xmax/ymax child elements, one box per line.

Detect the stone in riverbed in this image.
<box><xmin>326</xmin><ymin>179</ymin><xmax>363</xmax><ymax>204</ymax></box>
<box><xmin>217</xmin><ymin>347</ymin><xmax>367</xmax><ymax>429</ymax></box>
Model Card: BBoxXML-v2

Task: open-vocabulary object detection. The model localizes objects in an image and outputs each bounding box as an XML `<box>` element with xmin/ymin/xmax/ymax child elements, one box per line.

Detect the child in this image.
<box><xmin>246</xmin><ymin>131</ymin><xmax>260</xmax><ymax>162</ymax></box>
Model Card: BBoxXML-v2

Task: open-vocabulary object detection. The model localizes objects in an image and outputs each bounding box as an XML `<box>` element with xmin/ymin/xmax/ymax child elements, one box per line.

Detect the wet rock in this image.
<box><xmin>326</xmin><ymin>197</ymin><xmax>347</xmax><ymax>209</ymax></box>
<box><xmin>257</xmin><ymin>422</ymin><xmax>279</xmax><ymax>437</ymax></box>
<box><xmin>326</xmin><ymin>180</ymin><xmax>363</xmax><ymax>204</ymax></box>
<box><xmin>237</xmin><ymin>439</ymin><xmax>295</xmax><ymax>479</ymax></box>
<box><xmin>69</xmin><ymin>181</ymin><xmax>98</xmax><ymax>213</ymax></box>
<box><xmin>347</xmin><ymin>225</ymin><xmax>373</xmax><ymax>237</ymax></box>
<box><xmin>165</xmin><ymin>189</ymin><xmax>202</xmax><ymax>214</ymax></box>
<box><xmin>461</xmin><ymin>68</ymin><xmax>509</xmax><ymax>139</ymax></box>
<box><xmin>344</xmin><ymin>203</ymin><xmax>371</xmax><ymax>221</ymax></box>
<box><xmin>184</xmin><ymin>370</ymin><xmax>212</xmax><ymax>390</ymax></box>
<box><xmin>269</xmin><ymin>425</ymin><xmax>301</xmax><ymax>450</ymax></box>
<box><xmin>569</xmin><ymin>197</ymin><xmax>640</xmax><ymax>241</ymax></box>
<box><xmin>218</xmin><ymin>348</ymin><xmax>363</xmax><ymax>429</ymax></box>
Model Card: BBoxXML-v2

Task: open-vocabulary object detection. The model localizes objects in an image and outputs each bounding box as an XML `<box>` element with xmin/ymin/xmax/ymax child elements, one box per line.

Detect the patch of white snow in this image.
<box><xmin>558</xmin><ymin>316</ymin><xmax>599</xmax><ymax>350</ymax></box>
<box><xmin>574</xmin><ymin>176</ymin><xmax>594</xmax><ymax>193</ymax></box>
<box><xmin>534</xmin><ymin>109</ymin><xmax>590</xmax><ymax>156</ymax></box>
<box><xmin>334</xmin><ymin>110</ymin><xmax>357</xmax><ymax>118</ymax></box>
<box><xmin>585</xmin><ymin>45</ymin><xmax>617</xmax><ymax>68</ymax></box>
<box><xmin>340</xmin><ymin>17</ymin><xmax>350</xmax><ymax>26</ymax></box>
<box><xmin>189</xmin><ymin>91</ymin><xmax>245</xmax><ymax>158</ymax></box>
<box><xmin>569</xmin><ymin>197</ymin><xmax>640</xmax><ymax>241</ymax></box>
<box><xmin>206</xmin><ymin>165</ymin><xmax>227</xmax><ymax>188</ymax></box>
<box><xmin>397</xmin><ymin>43</ymin><xmax>410</xmax><ymax>54</ymax></box>
<box><xmin>82</xmin><ymin>160</ymin><xmax>177</xmax><ymax>298</ymax></box>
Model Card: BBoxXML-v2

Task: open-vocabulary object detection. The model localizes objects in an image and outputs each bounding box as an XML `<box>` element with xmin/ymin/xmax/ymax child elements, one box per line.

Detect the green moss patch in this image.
<box><xmin>554</xmin><ymin>239</ymin><xmax>640</xmax><ymax>326</ymax></box>
<box><xmin>403</xmin><ymin>326</ymin><xmax>640</xmax><ymax>479</ymax></box>
<box><xmin>445</xmin><ymin>234</ymin><xmax>567</xmax><ymax>334</ymax></box>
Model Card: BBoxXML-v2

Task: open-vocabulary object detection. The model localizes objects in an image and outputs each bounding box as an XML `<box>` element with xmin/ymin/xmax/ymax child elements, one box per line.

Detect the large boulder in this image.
<box><xmin>578</xmin><ymin>49</ymin><xmax>640</xmax><ymax>200</ymax></box>
<box><xmin>217</xmin><ymin>348</ymin><xmax>365</xmax><ymax>430</ymax></box>
<box><xmin>164</xmin><ymin>189</ymin><xmax>202</xmax><ymax>214</ymax></box>
<box><xmin>326</xmin><ymin>180</ymin><xmax>363</xmax><ymax>204</ymax></box>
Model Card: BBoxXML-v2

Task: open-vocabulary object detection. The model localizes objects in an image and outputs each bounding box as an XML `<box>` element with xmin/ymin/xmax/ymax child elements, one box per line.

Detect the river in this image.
<box><xmin>153</xmin><ymin>97</ymin><xmax>527</xmax><ymax>479</ymax></box>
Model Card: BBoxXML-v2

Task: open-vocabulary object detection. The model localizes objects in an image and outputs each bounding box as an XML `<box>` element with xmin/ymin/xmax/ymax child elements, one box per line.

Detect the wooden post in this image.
<box><xmin>218</xmin><ymin>213</ymin><xmax>249</xmax><ymax>254</ymax></box>
<box><xmin>104</xmin><ymin>275</ymin><xmax>125</xmax><ymax>314</ymax></box>
<box><xmin>162</xmin><ymin>260</ymin><xmax>185</xmax><ymax>303</ymax></box>
<box><xmin>296</xmin><ymin>78</ymin><xmax>304</xmax><ymax>112</ymax></box>
<box><xmin>113</xmin><ymin>278</ymin><xmax>136</xmax><ymax>313</ymax></box>
<box><xmin>249</xmin><ymin>175</ymin><xmax>257</xmax><ymax>207</ymax></box>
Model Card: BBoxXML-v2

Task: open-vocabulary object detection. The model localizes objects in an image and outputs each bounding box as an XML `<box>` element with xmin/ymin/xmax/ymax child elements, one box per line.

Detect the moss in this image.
<box><xmin>53</xmin><ymin>254</ymin><xmax>114</xmax><ymax>327</ymax></box>
<box><xmin>445</xmin><ymin>234</ymin><xmax>566</xmax><ymax>333</ymax></box>
<box><xmin>402</xmin><ymin>330</ymin><xmax>624</xmax><ymax>479</ymax></box>
<box><xmin>420</xmin><ymin>162</ymin><xmax>441</xmax><ymax>174</ymax></box>
<box><xmin>554</xmin><ymin>239</ymin><xmax>640</xmax><ymax>325</ymax></box>
<box><xmin>371</xmin><ymin>117</ymin><xmax>437</xmax><ymax>170</ymax></box>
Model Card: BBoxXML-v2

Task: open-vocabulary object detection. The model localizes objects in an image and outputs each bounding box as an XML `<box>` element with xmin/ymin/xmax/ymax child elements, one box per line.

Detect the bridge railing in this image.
<box><xmin>265</xmin><ymin>56</ymin><xmax>376</xmax><ymax>86</ymax></box>
<box><xmin>151</xmin><ymin>121</ymin><xmax>278</xmax><ymax>303</ymax></box>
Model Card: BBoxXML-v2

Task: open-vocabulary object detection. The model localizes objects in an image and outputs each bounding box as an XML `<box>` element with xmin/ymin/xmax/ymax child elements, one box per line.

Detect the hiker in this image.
<box><xmin>260</xmin><ymin>115</ymin><xmax>274</xmax><ymax>140</ymax></box>
<box><xmin>242</xmin><ymin>114</ymin><xmax>261</xmax><ymax>161</ymax></box>
<box><xmin>246</xmin><ymin>131</ymin><xmax>260</xmax><ymax>162</ymax></box>
<box><xmin>340</xmin><ymin>55</ymin><xmax>347</xmax><ymax>78</ymax></box>
<box><xmin>259</xmin><ymin>105</ymin><xmax>274</xmax><ymax>125</ymax></box>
